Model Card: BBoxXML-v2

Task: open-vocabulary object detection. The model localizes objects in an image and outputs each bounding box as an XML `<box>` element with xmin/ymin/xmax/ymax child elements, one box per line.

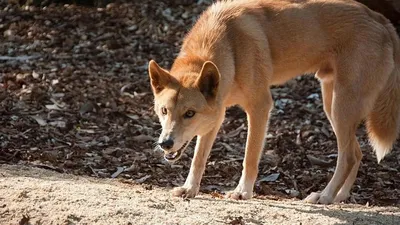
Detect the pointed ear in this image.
<box><xmin>148</xmin><ymin>60</ymin><xmax>172</xmax><ymax>94</ymax></box>
<box><xmin>196</xmin><ymin>61</ymin><xmax>220</xmax><ymax>101</ymax></box>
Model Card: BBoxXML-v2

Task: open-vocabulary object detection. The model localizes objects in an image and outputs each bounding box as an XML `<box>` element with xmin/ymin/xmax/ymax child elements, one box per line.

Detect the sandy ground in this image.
<box><xmin>0</xmin><ymin>165</ymin><xmax>399</xmax><ymax>225</ymax></box>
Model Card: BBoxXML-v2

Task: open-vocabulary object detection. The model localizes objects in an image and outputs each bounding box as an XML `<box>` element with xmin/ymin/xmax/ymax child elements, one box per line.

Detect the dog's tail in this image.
<box><xmin>366</xmin><ymin>21</ymin><xmax>400</xmax><ymax>163</ymax></box>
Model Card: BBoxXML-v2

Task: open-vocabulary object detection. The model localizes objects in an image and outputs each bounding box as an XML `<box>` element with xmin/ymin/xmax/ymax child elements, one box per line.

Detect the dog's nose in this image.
<box><xmin>159</xmin><ymin>138</ymin><xmax>174</xmax><ymax>150</ymax></box>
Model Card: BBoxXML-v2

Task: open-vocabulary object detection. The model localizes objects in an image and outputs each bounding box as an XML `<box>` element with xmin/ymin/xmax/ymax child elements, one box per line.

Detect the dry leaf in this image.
<box><xmin>111</xmin><ymin>167</ymin><xmax>125</xmax><ymax>178</ymax></box>
<box><xmin>258</xmin><ymin>173</ymin><xmax>280</xmax><ymax>183</ymax></box>
<box><xmin>30</xmin><ymin>115</ymin><xmax>47</xmax><ymax>126</ymax></box>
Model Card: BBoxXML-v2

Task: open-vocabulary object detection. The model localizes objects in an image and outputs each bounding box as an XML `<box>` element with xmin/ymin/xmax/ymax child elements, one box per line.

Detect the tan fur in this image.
<box><xmin>148</xmin><ymin>0</ymin><xmax>400</xmax><ymax>204</ymax></box>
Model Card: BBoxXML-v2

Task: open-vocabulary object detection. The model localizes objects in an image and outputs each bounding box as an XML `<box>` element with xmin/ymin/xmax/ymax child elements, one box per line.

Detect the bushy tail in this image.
<box><xmin>366</xmin><ymin>70</ymin><xmax>400</xmax><ymax>162</ymax></box>
<box><xmin>366</xmin><ymin>22</ymin><xmax>400</xmax><ymax>162</ymax></box>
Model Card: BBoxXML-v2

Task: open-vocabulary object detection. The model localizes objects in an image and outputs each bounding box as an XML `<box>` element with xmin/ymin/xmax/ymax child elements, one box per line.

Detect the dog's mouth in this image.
<box><xmin>164</xmin><ymin>141</ymin><xmax>189</xmax><ymax>162</ymax></box>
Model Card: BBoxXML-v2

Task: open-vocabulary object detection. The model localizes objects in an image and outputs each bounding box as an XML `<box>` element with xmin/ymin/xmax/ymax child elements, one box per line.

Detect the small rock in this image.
<box><xmin>32</xmin><ymin>71</ymin><xmax>40</xmax><ymax>79</ymax></box>
<box><xmin>182</xmin><ymin>11</ymin><xmax>190</xmax><ymax>19</ymax></box>
<box><xmin>285</xmin><ymin>189</ymin><xmax>300</xmax><ymax>197</ymax></box>
<box><xmin>127</xmin><ymin>25</ymin><xmax>138</xmax><ymax>31</ymax></box>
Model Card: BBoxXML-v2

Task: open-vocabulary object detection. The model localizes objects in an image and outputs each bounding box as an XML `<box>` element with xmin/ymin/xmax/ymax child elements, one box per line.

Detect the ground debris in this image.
<box><xmin>19</xmin><ymin>215</ymin><xmax>30</xmax><ymax>225</ymax></box>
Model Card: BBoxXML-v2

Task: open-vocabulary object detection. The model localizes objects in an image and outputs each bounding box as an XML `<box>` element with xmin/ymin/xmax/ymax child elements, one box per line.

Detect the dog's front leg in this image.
<box><xmin>172</xmin><ymin>112</ymin><xmax>225</xmax><ymax>198</ymax></box>
<box><xmin>227</xmin><ymin>93</ymin><xmax>273</xmax><ymax>200</ymax></box>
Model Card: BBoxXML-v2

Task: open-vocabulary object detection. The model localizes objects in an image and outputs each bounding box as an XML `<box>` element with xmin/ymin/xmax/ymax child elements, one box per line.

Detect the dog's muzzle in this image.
<box><xmin>163</xmin><ymin>141</ymin><xmax>189</xmax><ymax>162</ymax></box>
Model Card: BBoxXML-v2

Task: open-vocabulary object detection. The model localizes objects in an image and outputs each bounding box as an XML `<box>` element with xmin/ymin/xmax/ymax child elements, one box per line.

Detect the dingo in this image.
<box><xmin>148</xmin><ymin>0</ymin><xmax>400</xmax><ymax>204</ymax></box>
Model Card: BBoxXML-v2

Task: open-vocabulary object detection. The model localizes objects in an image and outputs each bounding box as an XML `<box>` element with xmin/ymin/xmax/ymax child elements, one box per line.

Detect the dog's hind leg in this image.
<box><xmin>305</xmin><ymin>78</ymin><xmax>366</xmax><ymax>204</ymax></box>
<box><xmin>318</xmin><ymin>71</ymin><xmax>363</xmax><ymax>203</ymax></box>
<box><xmin>335</xmin><ymin>63</ymin><xmax>398</xmax><ymax>203</ymax></box>
<box><xmin>326</xmin><ymin>81</ymin><xmax>363</xmax><ymax>203</ymax></box>
<box><xmin>308</xmin><ymin>36</ymin><xmax>395</xmax><ymax>204</ymax></box>
<box><xmin>333</xmin><ymin>143</ymin><xmax>362</xmax><ymax>203</ymax></box>
<box><xmin>307</xmin><ymin>50</ymin><xmax>387</xmax><ymax>204</ymax></box>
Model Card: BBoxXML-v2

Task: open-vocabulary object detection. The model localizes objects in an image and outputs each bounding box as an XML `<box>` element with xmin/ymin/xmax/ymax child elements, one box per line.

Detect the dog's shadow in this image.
<box><xmin>271</xmin><ymin>202</ymin><xmax>400</xmax><ymax>225</ymax></box>
<box><xmin>184</xmin><ymin>195</ymin><xmax>400</xmax><ymax>225</ymax></box>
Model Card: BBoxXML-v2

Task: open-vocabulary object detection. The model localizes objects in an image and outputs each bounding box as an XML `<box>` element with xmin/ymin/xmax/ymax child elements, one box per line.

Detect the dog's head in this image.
<box><xmin>148</xmin><ymin>60</ymin><xmax>221</xmax><ymax>162</ymax></box>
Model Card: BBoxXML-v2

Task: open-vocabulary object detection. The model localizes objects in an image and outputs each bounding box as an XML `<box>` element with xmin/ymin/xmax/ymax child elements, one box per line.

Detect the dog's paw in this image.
<box><xmin>225</xmin><ymin>190</ymin><xmax>253</xmax><ymax>200</ymax></box>
<box><xmin>304</xmin><ymin>192</ymin><xmax>321</xmax><ymax>203</ymax></box>
<box><xmin>304</xmin><ymin>192</ymin><xmax>334</xmax><ymax>204</ymax></box>
<box><xmin>334</xmin><ymin>191</ymin><xmax>350</xmax><ymax>203</ymax></box>
<box><xmin>171</xmin><ymin>186</ymin><xmax>198</xmax><ymax>198</ymax></box>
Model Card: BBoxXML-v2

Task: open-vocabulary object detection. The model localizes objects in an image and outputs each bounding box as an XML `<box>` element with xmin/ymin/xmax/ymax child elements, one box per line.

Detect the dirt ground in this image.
<box><xmin>0</xmin><ymin>0</ymin><xmax>399</xmax><ymax>224</ymax></box>
<box><xmin>1</xmin><ymin>164</ymin><xmax>399</xmax><ymax>225</ymax></box>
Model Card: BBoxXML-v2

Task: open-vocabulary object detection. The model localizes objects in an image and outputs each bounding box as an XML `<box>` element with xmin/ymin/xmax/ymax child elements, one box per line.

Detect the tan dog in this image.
<box><xmin>148</xmin><ymin>0</ymin><xmax>400</xmax><ymax>204</ymax></box>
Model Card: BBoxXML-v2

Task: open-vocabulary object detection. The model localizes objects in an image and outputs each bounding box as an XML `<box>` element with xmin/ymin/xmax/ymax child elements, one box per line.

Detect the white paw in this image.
<box><xmin>304</xmin><ymin>192</ymin><xmax>334</xmax><ymax>204</ymax></box>
<box><xmin>226</xmin><ymin>187</ymin><xmax>253</xmax><ymax>200</ymax></box>
<box><xmin>334</xmin><ymin>191</ymin><xmax>350</xmax><ymax>203</ymax></box>
<box><xmin>226</xmin><ymin>191</ymin><xmax>252</xmax><ymax>200</ymax></box>
<box><xmin>171</xmin><ymin>185</ymin><xmax>199</xmax><ymax>198</ymax></box>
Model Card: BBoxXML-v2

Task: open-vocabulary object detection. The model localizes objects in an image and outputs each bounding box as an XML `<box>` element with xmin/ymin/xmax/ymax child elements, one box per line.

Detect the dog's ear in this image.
<box><xmin>148</xmin><ymin>60</ymin><xmax>172</xmax><ymax>94</ymax></box>
<box><xmin>196</xmin><ymin>61</ymin><xmax>220</xmax><ymax>101</ymax></box>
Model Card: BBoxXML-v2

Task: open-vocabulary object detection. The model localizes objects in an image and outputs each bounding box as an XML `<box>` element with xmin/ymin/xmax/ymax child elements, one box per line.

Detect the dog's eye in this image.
<box><xmin>184</xmin><ymin>110</ymin><xmax>195</xmax><ymax>118</ymax></box>
<box><xmin>161</xmin><ymin>107</ymin><xmax>167</xmax><ymax>115</ymax></box>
